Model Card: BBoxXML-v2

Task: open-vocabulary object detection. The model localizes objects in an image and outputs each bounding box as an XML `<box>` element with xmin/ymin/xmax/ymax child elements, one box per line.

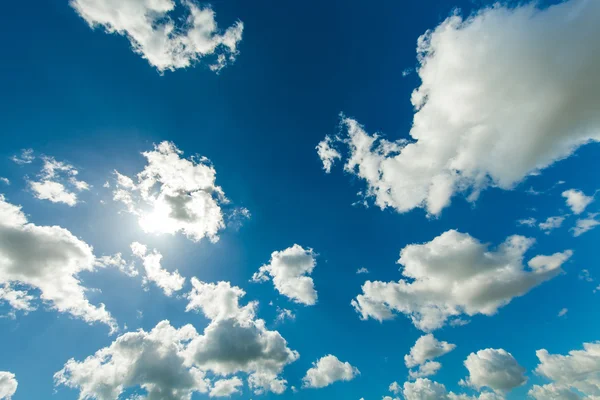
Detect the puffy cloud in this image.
<box><xmin>528</xmin><ymin>383</ymin><xmax>581</xmax><ymax>400</ymax></box>
<box><xmin>461</xmin><ymin>349</ymin><xmax>527</xmax><ymax>393</ymax></box>
<box><xmin>402</xmin><ymin>378</ymin><xmax>503</xmax><ymax>400</ymax></box>
<box><xmin>55</xmin><ymin>320</ymin><xmax>210</xmax><ymax>400</ymax></box>
<box><xmin>320</xmin><ymin>0</ymin><xmax>600</xmax><ymax>215</ymax></box>
<box><xmin>405</xmin><ymin>334</ymin><xmax>456</xmax><ymax>375</ymax></box>
<box><xmin>0</xmin><ymin>372</ymin><xmax>17</xmax><ymax>399</ymax></box>
<box><xmin>252</xmin><ymin>244</ymin><xmax>318</xmax><ymax>305</ymax></box>
<box><xmin>563</xmin><ymin>189</ymin><xmax>594</xmax><ymax>215</ymax></box>
<box><xmin>302</xmin><ymin>355</ymin><xmax>360</xmax><ymax>389</ymax></box>
<box><xmin>113</xmin><ymin>141</ymin><xmax>235</xmax><ymax>242</ymax></box>
<box><xmin>572</xmin><ymin>213</ymin><xmax>600</xmax><ymax>237</ymax></box>
<box><xmin>131</xmin><ymin>242</ymin><xmax>185</xmax><ymax>296</ymax></box>
<box><xmin>316</xmin><ymin>136</ymin><xmax>341</xmax><ymax>173</ymax></box>
<box><xmin>389</xmin><ymin>381</ymin><xmax>401</xmax><ymax>394</ymax></box>
<box><xmin>247</xmin><ymin>372</ymin><xmax>287</xmax><ymax>395</ymax></box>
<box><xmin>210</xmin><ymin>377</ymin><xmax>242</xmax><ymax>398</ymax></box>
<box><xmin>185</xmin><ymin>278</ymin><xmax>256</xmax><ymax>323</ymax></box>
<box><xmin>352</xmin><ymin>229</ymin><xmax>572</xmax><ymax>331</ymax></box>
<box><xmin>29</xmin><ymin>181</ymin><xmax>77</xmax><ymax>206</ymax></box>
<box><xmin>539</xmin><ymin>216</ymin><xmax>566</xmax><ymax>234</ymax></box>
<box><xmin>71</xmin><ymin>0</ymin><xmax>243</xmax><ymax>73</ymax></box>
<box><xmin>534</xmin><ymin>342</ymin><xmax>600</xmax><ymax>397</ymax></box>
<box><xmin>0</xmin><ymin>195</ymin><xmax>116</xmax><ymax>331</ymax></box>
<box><xmin>26</xmin><ymin>155</ymin><xmax>90</xmax><ymax>206</ymax></box>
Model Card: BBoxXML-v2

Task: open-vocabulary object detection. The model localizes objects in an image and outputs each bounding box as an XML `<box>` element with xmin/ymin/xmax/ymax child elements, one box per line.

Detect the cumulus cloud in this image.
<box><xmin>539</xmin><ymin>216</ymin><xmax>566</xmax><ymax>234</ymax></box>
<box><xmin>252</xmin><ymin>244</ymin><xmax>318</xmax><ymax>305</ymax></box>
<box><xmin>352</xmin><ymin>229</ymin><xmax>572</xmax><ymax>331</ymax></box>
<box><xmin>131</xmin><ymin>242</ymin><xmax>185</xmax><ymax>296</ymax></box>
<box><xmin>302</xmin><ymin>355</ymin><xmax>359</xmax><ymax>389</ymax></box>
<box><xmin>71</xmin><ymin>0</ymin><xmax>243</xmax><ymax>73</ymax></box>
<box><xmin>572</xmin><ymin>213</ymin><xmax>600</xmax><ymax>237</ymax></box>
<box><xmin>210</xmin><ymin>377</ymin><xmax>242</xmax><ymax>398</ymax></box>
<box><xmin>0</xmin><ymin>195</ymin><xmax>116</xmax><ymax>331</ymax></box>
<box><xmin>320</xmin><ymin>0</ymin><xmax>600</xmax><ymax>215</ymax></box>
<box><xmin>25</xmin><ymin>155</ymin><xmax>90</xmax><ymax>206</ymax></box>
<box><xmin>402</xmin><ymin>378</ymin><xmax>503</xmax><ymax>400</ymax></box>
<box><xmin>405</xmin><ymin>334</ymin><xmax>456</xmax><ymax>378</ymax></box>
<box><xmin>112</xmin><ymin>141</ymin><xmax>234</xmax><ymax>242</ymax></box>
<box><xmin>534</xmin><ymin>341</ymin><xmax>600</xmax><ymax>398</ymax></box>
<box><xmin>528</xmin><ymin>383</ymin><xmax>581</xmax><ymax>400</ymax></box>
<box><xmin>0</xmin><ymin>284</ymin><xmax>36</xmax><ymax>318</ymax></box>
<box><xmin>563</xmin><ymin>189</ymin><xmax>594</xmax><ymax>215</ymax></box>
<box><xmin>461</xmin><ymin>349</ymin><xmax>527</xmax><ymax>393</ymax></box>
<box><xmin>316</xmin><ymin>136</ymin><xmax>341</xmax><ymax>173</ymax></box>
<box><xmin>0</xmin><ymin>372</ymin><xmax>17</xmax><ymax>399</ymax></box>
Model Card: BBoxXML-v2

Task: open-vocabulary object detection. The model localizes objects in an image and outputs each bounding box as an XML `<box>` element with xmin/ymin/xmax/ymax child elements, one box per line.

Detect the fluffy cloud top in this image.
<box><xmin>528</xmin><ymin>383</ymin><xmax>581</xmax><ymax>400</ymax></box>
<box><xmin>71</xmin><ymin>0</ymin><xmax>243</xmax><ymax>72</ymax></box>
<box><xmin>0</xmin><ymin>195</ymin><xmax>116</xmax><ymax>331</ymax></box>
<box><xmin>352</xmin><ymin>229</ymin><xmax>572</xmax><ymax>331</ymax></box>
<box><xmin>56</xmin><ymin>279</ymin><xmax>298</xmax><ymax>398</ymax></box>
<box><xmin>320</xmin><ymin>0</ymin><xmax>600</xmax><ymax>215</ymax></box>
<box><xmin>461</xmin><ymin>349</ymin><xmax>527</xmax><ymax>393</ymax></box>
<box><xmin>563</xmin><ymin>189</ymin><xmax>594</xmax><ymax>215</ymax></box>
<box><xmin>402</xmin><ymin>378</ymin><xmax>503</xmax><ymax>400</ymax></box>
<box><xmin>131</xmin><ymin>242</ymin><xmax>185</xmax><ymax>296</ymax></box>
<box><xmin>405</xmin><ymin>334</ymin><xmax>456</xmax><ymax>378</ymax></box>
<box><xmin>302</xmin><ymin>355</ymin><xmax>359</xmax><ymax>388</ymax></box>
<box><xmin>113</xmin><ymin>141</ymin><xmax>231</xmax><ymax>242</ymax></box>
<box><xmin>252</xmin><ymin>244</ymin><xmax>318</xmax><ymax>305</ymax></box>
<box><xmin>0</xmin><ymin>372</ymin><xmax>17</xmax><ymax>400</ymax></box>
<box><xmin>534</xmin><ymin>341</ymin><xmax>600</xmax><ymax>398</ymax></box>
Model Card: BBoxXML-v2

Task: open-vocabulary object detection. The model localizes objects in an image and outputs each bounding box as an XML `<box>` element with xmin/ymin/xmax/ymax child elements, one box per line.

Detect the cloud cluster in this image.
<box><xmin>0</xmin><ymin>372</ymin><xmax>17</xmax><ymax>400</ymax></box>
<box><xmin>352</xmin><ymin>229</ymin><xmax>572</xmax><ymax>331</ymax></box>
<box><xmin>131</xmin><ymin>242</ymin><xmax>185</xmax><ymax>296</ymax></box>
<box><xmin>405</xmin><ymin>334</ymin><xmax>456</xmax><ymax>378</ymax></box>
<box><xmin>71</xmin><ymin>0</ymin><xmax>243</xmax><ymax>72</ymax></box>
<box><xmin>319</xmin><ymin>0</ymin><xmax>600</xmax><ymax>215</ymax></box>
<box><xmin>0</xmin><ymin>195</ymin><xmax>116</xmax><ymax>331</ymax></box>
<box><xmin>56</xmin><ymin>279</ymin><xmax>298</xmax><ymax>398</ymax></box>
<box><xmin>302</xmin><ymin>355</ymin><xmax>359</xmax><ymax>388</ymax></box>
<box><xmin>461</xmin><ymin>349</ymin><xmax>527</xmax><ymax>393</ymax></box>
<box><xmin>113</xmin><ymin>141</ymin><xmax>231</xmax><ymax>242</ymax></box>
<box><xmin>252</xmin><ymin>244</ymin><xmax>318</xmax><ymax>305</ymax></box>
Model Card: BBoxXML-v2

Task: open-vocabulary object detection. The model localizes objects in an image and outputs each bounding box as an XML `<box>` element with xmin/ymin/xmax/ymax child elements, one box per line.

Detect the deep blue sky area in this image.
<box><xmin>0</xmin><ymin>0</ymin><xmax>598</xmax><ymax>399</ymax></box>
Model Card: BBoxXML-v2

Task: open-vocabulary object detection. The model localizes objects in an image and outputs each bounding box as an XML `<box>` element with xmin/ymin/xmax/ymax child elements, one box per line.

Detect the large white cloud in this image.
<box><xmin>352</xmin><ymin>229</ymin><xmax>572</xmax><ymax>331</ymax></box>
<box><xmin>320</xmin><ymin>0</ymin><xmax>600</xmax><ymax>215</ymax></box>
<box><xmin>534</xmin><ymin>342</ymin><xmax>600</xmax><ymax>397</ymax></box>
<box><xmin>302</xmin><ymin>355</ymin><xmax>359</xmax><ymax>389</ymax></box>
<box><xmin>56</xmin><ymin>279</ymin><xmax>299</xmax><ymax>398</ymax></box>
<box><xmin>252</xmin><ymin>244</ymin><xmax>318</xmax><ymax>306</ymax></box>
<box><xmin>0</xmin><ymin>195</ymin><xmax>116</xmax><ymax>331</ymax></box>
<box><xmin>405</xmin><ymin>334</ymin><xmax>456</xmax><ymax>379</ymax></box>
<box><xmin>71</xmin><ymin>0</ymin><xmax>243</xmax><ymax>73</ymax></box>
<box><xmin>112</xmin><ymin>141</ymin><xmax>233</xmax><ymax>243</ymax></box>
<box><xmin>461</xmin><ymin>349</ymin><xmax>527</xmax><ymax>393</ymax></box>
<box><xmin>0</xmin><ymin>372</ymin><xmax>17</xmax><ymax>400</ymax></box>
<box><xmin>131</xmin><ymin>242</ymin><xmax>185</xmax><ymax>296</ymax></box>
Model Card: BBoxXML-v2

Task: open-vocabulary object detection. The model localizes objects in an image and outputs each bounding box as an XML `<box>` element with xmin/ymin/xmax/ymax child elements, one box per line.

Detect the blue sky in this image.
<box><xmin>1</xmin><ymin>0</ymin><xmax>600</xmax><ymax>399</ymax></box>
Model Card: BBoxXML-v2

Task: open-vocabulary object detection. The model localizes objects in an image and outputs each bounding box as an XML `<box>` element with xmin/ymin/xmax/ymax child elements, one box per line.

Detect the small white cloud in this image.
<box><xmin>0</xmin><ymin>178</ymin><xmax>9</xmax><ymax>185</ymax></box>
<box><xmin>405</xmin><ymin>334</ymin><xmax>455</xmax><ymax>378</ymax></box>
<box><xmin>461</xmin><ymin>349</ymin><xmax>527</xmax><ymax>393</ymax></box>
<box><xmin>275</xmin><ymin>307</ymin><xmax>295</xmax><ymax>323</ymax></box>
<box><xmin>562</xmin><ymin>189</ymin><xmax>594</xmax><ymax>215</ymax></box>
<box><xmin>27</xmin><ymin>155</ymin><xmax>90</xmax><ymax>206</ymax></box>
<box><xmin>558</xmin><ymin>308</ymin><xmax>568</xmax><ymax>317</ymax></box>
<box><xmin>528</xmin><ymin>383</ymin><xmax>581</xmax><ymax>400</ymax></box>
<box><xmin>356</xmin><ymin>267</ymin><xmax>370</xmax><ymax>274</ymax></box>
<box><xmin>131</xmin><ymin>242</ymin><xmax>185</xmax><ymax>296</ymax></box>
<box><xmin>95</xmin><ymin>253</ymin><xmax>138</xmax><ymax>277</ymax></box>
<box><xmin>572</xmin><ymin>213</ymin><xmax>600</xmax><ymax>237</ymax></box>
<box><xmin>517</xmin><ymin>217</ymin><xmax>537</xmax><ymax>227</ymax></box>
<box><xmin>316</xmin><ymin>136</ymin><xmax>341</xmax><ymax>173</ymax></box>
<box><xmin>539</xmin><ymin>216</ymin><xmax>566</xmax><ymax>234</ymax></box>
<box><xmin>11</xmin><ymin>149</ymin><xmax>34</xmax><ymax>165</ymax></box>
<box><xmin>252</xmin><ymin>244</ymin><xmax>318</xmax><ymax>306</ymax></box>
<box><xmin>302</xmin><ymin>355</ymin><xmax>359</xmax><ymax>389</ymax></box>
<box><xmin>71</xmin><ymin>0</ymin><xmax>244</xmax><ymax>73</ymax></box>
<box><xmin>210</xmin><ymin>377</ymin><xmax>243</xmax><ymax>398</ymax></box>
<box><xmin>0</xmin><ymin>371</ymin><xmax>18</xmax><ymax>399</ymax></box>
<box><xmin>29</xmin><ymin>180</ymin><xmax>78</xmax><ymax>206</ymax></box>
<box><xmin>389</xmin><ymin>381</ymin><xmax>401</xmax><ymax>394</ymax></box>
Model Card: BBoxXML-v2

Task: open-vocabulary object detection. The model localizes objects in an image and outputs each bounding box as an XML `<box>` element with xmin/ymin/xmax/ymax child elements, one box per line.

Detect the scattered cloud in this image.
<box><xmin>11</xmin><ymin>149</ymin><xmax>34</xmax><ymax>165</ymax></box>
<box><xmin>402</xmin><ymin>378</ymin><xmax>503</xmax><ymax>400</ymax></box>
<box><xmin>460</xmin><ymin>349</ymin><xmax>527</xmax><ymax>393</ymax></box>
<box><xmin>572</xmin><ymin>213</ymin><xmax>600</xmax><ymax>237</ymax></box>
<box><xmin>356</xmin><ymin>267</ymin><xmax>370</xmax><ymax>274</ymax></box>
<box><xmin>517</xmin><ymin>218</ymin><xmax>537</xmax><ymax>227</ymax></box>
<box><xmin>352</xmin><ymin>230</ymin><xmax>572</xmax><ymax>331</ymax></box>
<box><xmin>112</xmin><ymin>141</ymin><xmax>234</xmax><ymax>242</ymax></box>
<box><xmin>275</xmin><ymin>307</ymin><xmax>295</xmax><ymax>323</ymax></box>
<box><xmin>131</xmin><ymin>242</ymin><xmax>185</xmax><ymax>296</ymax></box>
<box><xmin>71</xmin><ymin>0</ymin><xmax>244</xmax><ymax>73</ymax></box>
<box><xmin>252</xmin><ymin>244</ymin><xmax>318</xmax><ymax>306</ymax></box>
<box><xmin>562</xmin><ymin>189</ymin><xmax>594</xmax><ymax>215</ymax></box>
<box><xmin>539</xmin><ymin>216</ymin><xmax>566</xmax><ymax>234</ymax></box>
<box><xmin>0</xmin><ymin>195</ymin><xmax>116</xmax><ymax>331</ymax></box>
<box><xmin>26</xmin><ymin>155</ymin><xmax>90</xmax><ymax>206</ymax></box>
<box><xmin>316</xmin><ymin>136</ymin><xmax>341</xmax><ymax>173</ymax></box>
<box><xmin>320</xmin><ymin>0</ymin><xmax>600</xmax><ymax>215</ymax></box>
<box><xmin>0</xmin><ymin>371</ymin><xmax>17</xmax><ymax>400</ymax></box>
<box><xmin>405</xmin><ymin>334</ymin><xmax>456</xmax><ymax>378</ymax></box>
<box><xmin>302</xmin><ymin>355</ymin><xmax>359</xmax><ymax>388</ymax></box>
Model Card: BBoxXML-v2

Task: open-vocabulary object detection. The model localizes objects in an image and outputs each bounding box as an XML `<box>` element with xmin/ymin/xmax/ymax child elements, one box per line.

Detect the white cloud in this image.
<box><xmin>210</xmin><ymin>377</ymin><xmax>242</xmax><ymax>398</ymax></box>
<box><xmin>0</xmin><ymin>371</ymin><xmax>17</xmax><ymax>399</ymax></box>
<box><xmin>316</xmin><ymin>136</ymin><xmax>341</xmax><ymax>173</ymax></box>
<box><xmin>356</xmin><ymin>267</ymin><xmax>370</xmax><ymax>274</ymax></box>
<box><xmin>572</xmin><ymin>213</ymin><xmax>600</xmax><ymax>237</ymax></box>
<box><xmin>11</xmin><ymin>149</ymin><xmax>34</xmax><ymax>165</ymax></box>
<box><xmin>539</xmin><ymin>216</ymin><xmax>566</xmax><ymax>234</ymax></box>
<box><xmin>402</xmin><ymin>378</ymin><xmax>503</xmax><ymax>400</ymax></box>
<box><xmin>131</xmin><ymin>242</ymin><xmax>185</xmax><ymax>296</ymax></box>
<box><xmin>517</xmin><ymin>218</ymin><xmax>537</xmax><ymax>227</ymax></box>
<box><xmin>405</xmin><ymin>334</ymin><xmax>455</xmax><ymax>378</ymax></box>
<box><xmin>275</xmin><ymin>307</ymin><xmax>295</xmax><ymax>323</ymax></box>
<box><xmin>113</xmin><ymin>141</ymin><xmax>231</xmax><ymax>242</ymax></box>
<box><xmin>302</xmin><ymin>355</ymin><xmax>359</xmax><ymax>389</ymax></box>
<box><xmin>389</xmin><ymin>381</ymin><xmax>401</xmax><ymax>394</ymax></box>
<box><xmin>0</xmin><ymin>178</ymin><xmax>9</xmax><ymax>185</ymax></box>
<box><xmin>352</xmin><ymin>229</ymin><xmax>572</xmax><ymax>331</ymax></box>
<box><xmin>27</xmin><ymin>156</ymin><xmax>90</xmax><ymax>206</ymax></box>
<box><xmin>563</xmin><ymin>189</ymin><xmax>594</xmax><ymax>215</ymax></box>
<box><xmin>0</xmin><ymin>284</ymin><xmax>36</xmax><ymax>318</ymax></box>
<box><xmin>71</xmin><ymin>0</ymin><xmax>243</xmax><ymax>73</ymax></box>
<box><xmin>528</xmin><ymin>383</ymin><xmax>582</xmax><ymax>400</ymax></box>
<box><xmin>29</xmin><ymin>181</ymin><xmax>78</xmax><ymax>206</ymax></box>
<box><xmin>535</xmin><ymin>342</ymin><xmax>600</xmax><ymax>397</ymax></box>
<box><xmin>55</xmin><ymin>320</ymin><xmax>210</xmax><ymax>400</ymax></box>
<box><xmin>558</xmin><ymin>308</ymin><xmax>568</xmax><ymax>317</ymax></box>
<box><xmin>95</xmin><ymin>253</ymin><xmax>138</xmax><ymax>277</ymax></box>
<box><xmin>252</xmin><ymin>244</ymin><xmax>318</xmax><ymax>306</ymax></box>
<box><xmin>321</xmin><ymin>0</ymin><xmax>600</xmax><ymax>215</ymax></box>
<box><xmin>0</xmin><ymin>195</ymin><xmax>116</xmax><ymax>331</ymax></box>
<box><xmin>461</xmin><ymin>349</ymin><xmax>527</xmax><ymax>393</ymax></box>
